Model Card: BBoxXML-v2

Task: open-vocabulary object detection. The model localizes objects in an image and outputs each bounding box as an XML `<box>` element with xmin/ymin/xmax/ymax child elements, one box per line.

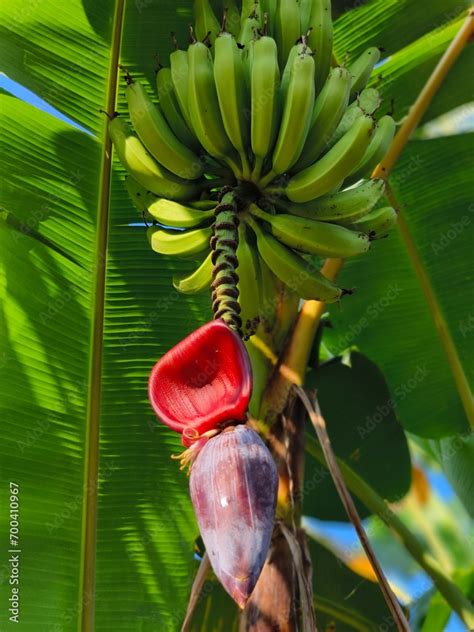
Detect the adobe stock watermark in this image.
<box><xmin>459</xmin><ymin>313</ymin><xmax>474</xmax><ymax>339</ymax></box>
<box><xmin>6</xmin><ymin>482</ymin><xmax>21</xmax><ymax>624</ymax></box>
<box><xmin>357</xmin><ymin>364</ymin><xmax>430</xmax><ymax>439</ymax></box>
<box><xmin>334</xmin><ymin>283</ymin><xmax>402</xmax><ymax>349</ymax></box>
<box><xmin>431</xmin><ymin>203</ymin><xmax>474</xmax><ymax>256</ymax></box>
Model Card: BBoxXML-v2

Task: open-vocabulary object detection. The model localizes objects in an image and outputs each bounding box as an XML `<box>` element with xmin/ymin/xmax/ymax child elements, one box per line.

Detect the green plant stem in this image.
<box><xmin>305</xmin><ymin>435</ymin><xmax>474</xmax><ymax>628</ymax></box>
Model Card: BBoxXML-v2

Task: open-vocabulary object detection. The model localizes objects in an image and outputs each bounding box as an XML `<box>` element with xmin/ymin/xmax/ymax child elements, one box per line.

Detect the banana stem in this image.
<box><xmin>305</xmin><ymin>434</ymin><xmax>474</xmax><ymax>628</ymax></box>
<box><xmin>259</xmin><ymin>168</ymin><xmax>278</xmax><ymax>189</ymax></box>
<box><xmin>224</xmin><ymin>155</ymin><xmax>244</xmax><ymax>180</ymax></box>
<box><xmin>258</xmin><ymin>258</ymin><xmax>343</xmax><ymax>426</ymax></box>
<box><xmin>239</xmin><ymin>151</ymin><xmax>252</xmax><ymax>181</ymax></box>
<box><xmin>250</xmin><ymin>155</ymin><xmax>264</xmax><ymax>183</ymax></box>
<box><xmin>210</xmin><ymin>189</ymin><xmax>242</xmax><ymax>333</ymax></box>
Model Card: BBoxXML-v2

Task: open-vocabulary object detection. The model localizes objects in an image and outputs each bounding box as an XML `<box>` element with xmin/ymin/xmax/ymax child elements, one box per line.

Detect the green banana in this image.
<box><xmin>277</xmin><ymin>177</ymin><xmax>386</xmax><ymax>223</ymax></box>
<box><xmin>275</xmin><ymin>0</ymin><xmax>301</xmax><ymax>68</ymax></box>
<box><xmin>238</xmin><ymin>7</ymin><xmax>261</xmax><ymax>49</ymax></box>
<box><xmin>170</xmin><ymin>48</ymin><xmax>195</xmax><ymax>132</ymax></box>
<box><xmin>257</xmin><ymin>254</ymin><xmax>280</xmax><ymax>331</ymax></box>
<box><xmin>349</xmin><ymin>46</ymin><xmax>381</xmax><ymax>98</ymax></box>
<box><xmin>236</xmin><ymin>223</ymin><xmax>262</xmax><ymax>337</ymax></box>
<box><xmin>279</xmin><ymin>40</ymin><xmax>304</xmax><ymax>106</ymax></box>
<box><xmin>261</xmin><ymin>43</ymin><xmax>315</xmax><ymax>185</ymax></box>
<box><xmin>246</xmin><ymin>215</ymin><xmax>345</xmax><ymax>302</ymax></box>
<box><xmin>261</xmin><ymin>0</ymin><xmax>277</xmax><ymax>36</ymax></box>
<box><xmin>189</xmin><ymin>199</ymin><xmax>217</xmax><ymax>210</ymax></box>
<box><xmin>241</xmin><ymin>0</ymin><xmax>256</xmax><ymax>25</ymax></box>
<box><xmin>284</xmin><ymin>113</ymin><xmax>375</xmax><ymax>202</ymax></box>
<box><xmin>108</xmin><ymin>116</ymin><xmax>200</xmax><ymax>201</ymax></box>
<box><xmin>325</xmin><ymin>87</ymin><xmax>380</xmax><ymax>151</ymax></box>
<box><xmin>214</xmin><ymin>32</ymin><xmax>251</xmax><ymax>179</ymax></box>
<box><xmin>125</xmin><ymin>177</ymin><xmax>156</xmax><ymax>218</ymax></box>
<box><xmin>173</xmin><ymin>251</ymin><xmax>213</xmax><ymax>293</ymax></box>
<box><xmin>250</xmin><ymin>205</ymin><xmax>370</xmax><ymax>257</ymax></box>
<box><xmin>250</xmin><ymin>36</ymin><xmax>281</xmax><ymax>180</ymax></box>
<box><xmin>307</xmin><ymin>0</ymin><xmax>333</xmax><ymax>93</ymax></box>
<box><xmin>147</xmin><ymin>225</ymin><xmax>212</xmax><ymax>256</ymax></box>
<box><xmin>155</xmin><ymin>66</ymin><xmax>200</xmax><ymax>150</ymax></box>
<box><xmin>224</xmin><ymin>0</ymin><xmax>241</xmax><ymax>37</ymax></box>
<box><xmin>146</xmin><ymin>198</ymin><xmax>214</xmax><ymax>228</ymax></box>
<box><xmin>293</xmin><ymin>66</ymin><xmax>351</xmax><ymax>171</ymax></box>
<box><xmin>194</xmin><ymin>0</ymin><xmax>222</xmax><ymax>46</ymax></box>
<box><xmin>299</xmin><ymin>0</ymin><xmax>313</xmax><ymax>33</ymax></box>
<box><xmin>345</xmin><ymin>115</ymin><xmax>395</xmax><ymax>185</ymax></box>
<box><xmin>242</xmin><ymin>35</ymin><xmax>256</xmax><ymax>92</ymax></box>
<box><xmin>349</xmin><ymin>206</ymin><xmax>397</xmax><ymax>239</ymax></box>
<box><xmin>187</xmin><ymin>40</ymin><xmax>241</xmax><ymax>175</ymax></box>
<box><xmin>125</xmin><ymin>77</ymin><xmax>203</xmax><ymax>180</ymax></box>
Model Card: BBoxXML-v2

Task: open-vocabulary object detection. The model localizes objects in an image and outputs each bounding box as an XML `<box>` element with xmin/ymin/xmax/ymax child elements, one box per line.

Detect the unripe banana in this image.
<box><xmin>277</xmin><ymin>177</ymin><xmax>386</xmax><ymax>223</ymax></box>
<box><xmin>261</xmin><ymin>0</ymin><xmax>277</xmax><ymax>36</ymax></box>
<box><xmin>349</xmin><ymin>206</ymin><xmax>397</xmax><ymax>239</ymax></box>
<box><xmin>187</xmin><ymin>41</ymin><xmax>241</xmax><ymax>175</ymax></box>
<box><xmin>241</xmin><ymin>0</ymin><xmax>257</xmax><ymax>26</ymax></box>
<box><xmin>224</xmin><ymin>0</ymin><xmax>241</xmax><ymax>38</ymax></box>
<box><xmin>156</xmin><ymin>66</ymin><xmax>200</xmax><ymax>150</ymax></box>
<box><xmin>299</xmin><ymin>0</ymin><xmax>313</xmax><ymax>33</ymax></box>
<box><xmin>246</xmin><ymin>216</ymin><xmax>345</xmax><ymax>302</ymax></box>
<box><xmin>345</xmin><ymin>115</ymin><xmax>395</xmax><ymax>185</ymax></box>
<box><xmin>147</xmin><ymin>225</ymin><xmax>212</xmax><ymax>256</ymax></box>
<box><xmin>189</xmin><ymin>199</ymin><xmax>217</xmax><ymax>210</ymax></box>
<box><xmin>238</xmin><ymin>7</ymin><xmax>261</xmax><ymax>49</ymax></box>
<box><xmin>250</xmin><ymin>36</ymin><xmax>281</xmax><ymax>180</ymax></box>
<box><xmin>284</xmin><ymin>113</ymin><xmax>375</xmax><ymax>202</ymax></box>
<box><xmin>250</xmin><ymin>205</ymin><xmax>370</xmax><ymax>257</ymax></box>
<box><xmin>280</xmin><ymin>40</ymin><xmax>305</xmax><ymax>106</ymax></box>
<box><xmin>293</xmin><ymin>66</ymin><xmax>351</xmax><ymax>171</ymax></box>
<box><xmin>108</xmin><ymin>116</ymin><xmax>200</xmax><ymax>201</ymax></box>
<box><xmin>214</xmin><ymin>32</ymin><xmax>252</xmax><ymax>179</ymax></box>
<box><xmin>275</xmin><ymin>0</ymin><xmax>301</xmax><ymax>68</ymax></box>
<box><xmin>261</xmin><ymin>44</ymin><xmax>315</xmax><ymax>185</ymax></box>
<box><xmin>146</xmin><ymin>198</ymin><xmax>214</xmax><ymax>228</ymax></box>
<box><xmin>173</xmin><ymin>251</ymin><xmax>213</xmax><ymax>293</ymax></box>
<box><xmin>194</xmin><ymin>0</ymin><xmax>222</xmax><ymax>47</ymax></box>
<box><xmin>237</xmin><ymin>223</ymin><xmax>262</xmax><ymax>337</ymax></box>
<box><xmin>349</xmin><ymin>46</ymin><xmax>381</xmax><ymax>98</ymax></box>
<box><xmin>307</xmin><ymin>0</ymin><xmax>333</xmax><ymax>93</ymax></box>
<box><xmin>242</xmin><ymin>36</ymin><xmax>256</xmax><ymax>92</ymax></box>
<box><xmin>257</xmin><ymin>255</ymin><xmax>280</xmax><ymax>331</ymax></box>
<box><xmin>125</xmin><ymin>77</ymin><xmax>203</xmax><ymax>180</ymax></box>
<box><xmin>125</xmin><ymin>176</ymin><xmax>155</xmax><ymax>216</ymax></box>
<box><xmin>325</xmin><ymin>87</ymin><xmax>380</xmax><ymax>151</ymax></box>
<box><xmin>170</xmin><ymin>48</ymin><xmax>195</xmax><ymax>133</ymax></box>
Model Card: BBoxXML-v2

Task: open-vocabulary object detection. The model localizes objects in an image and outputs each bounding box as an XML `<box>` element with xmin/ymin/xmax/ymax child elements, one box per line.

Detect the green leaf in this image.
<box><xmin>308</xmin><ymin>539</ymin><xmax>399</xmax><ymax>631</ymax></box>
<box><xmin>303</xmin><ymin>352</ymin><xmax>411</xmax><ymax>521</ymax></box>
<box><xmin>188</xmin><ymin>576</ymin><xmax>239</xmax><ymax>632</ymax></box>
<box><xmin>325</xmin><ymin>133</ymin><xmax>473</xmax><ymax>438</ymax></box>
<box><xmin>430</xmin><ymin>433</ymin><xmax>474</xmax><ymax>517</ymax></box>
<box><xmin>0</xmin><ymin>95</ymin><xmax>209</xmax><ymax>631</ymax></box>
<box><xmin>333</xmin><ymin>0</ymin><xmax>471</xmax><ymax>62</ymax></box>
<box><xmin>421</xmin><ymin>568</ymin><xmax>474</xmax><ymax>632</ymax></box>
<box><xmin>370</xmin><ymin>17</ymin><xmax>474</xmax><ymax>124</ymax></box>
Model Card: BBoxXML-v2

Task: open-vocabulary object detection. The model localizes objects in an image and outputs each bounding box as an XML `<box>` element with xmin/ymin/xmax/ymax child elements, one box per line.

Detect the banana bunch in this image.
<box><xmin>110</xmin><ymin>0</ymin><xmax>398</xmax><ymax>338</ymax></box>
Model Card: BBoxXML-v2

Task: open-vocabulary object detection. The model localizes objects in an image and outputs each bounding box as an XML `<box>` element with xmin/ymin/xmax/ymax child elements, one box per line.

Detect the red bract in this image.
<box><xmin>190</xmin><ymin>425</ymin><xmax>278</xmax><ymax>608</ymax></box>
<box><xmin>148</xmin><ymin>320</ymin><xmax>252</xmax><ymax>444</ymax></box>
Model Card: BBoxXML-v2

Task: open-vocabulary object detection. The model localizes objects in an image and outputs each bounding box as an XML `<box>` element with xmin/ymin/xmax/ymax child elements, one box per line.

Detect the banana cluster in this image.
<box><xmin>110</xmin><ymin>0</ymin><xmax>398</xmax><ymax>337</ymax></box>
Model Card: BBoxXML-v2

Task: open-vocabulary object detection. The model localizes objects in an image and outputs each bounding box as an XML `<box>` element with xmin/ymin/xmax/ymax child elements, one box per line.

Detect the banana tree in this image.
<box><xmin>0</xmin><ymin>0</ymin><xmax>473</xmax><ymax>630</ymax></box>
